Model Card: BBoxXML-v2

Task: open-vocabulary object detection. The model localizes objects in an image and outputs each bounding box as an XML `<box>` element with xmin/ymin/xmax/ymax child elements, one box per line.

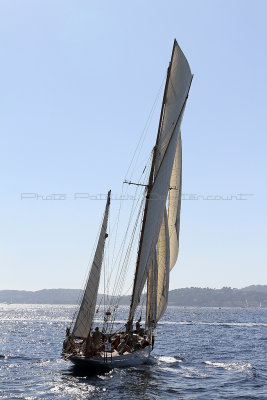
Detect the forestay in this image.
<box><xmin>72</xmin><ymin>190</ymin><xmax>111</xmax><ymax>339</ymax></box>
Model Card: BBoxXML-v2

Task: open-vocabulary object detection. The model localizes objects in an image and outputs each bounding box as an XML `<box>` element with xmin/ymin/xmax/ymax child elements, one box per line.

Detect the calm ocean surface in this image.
<box><xmin>0</xmin><ymin>304</ymin><xmax>267</xmax><ymax>399</ymax></box>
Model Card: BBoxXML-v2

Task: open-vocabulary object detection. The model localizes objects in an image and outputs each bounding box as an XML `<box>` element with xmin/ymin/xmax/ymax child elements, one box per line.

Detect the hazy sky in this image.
<box><xmin>1</xmin><ymin>0</ymin><xmax>266</xmax><ymax>291</ymax></box>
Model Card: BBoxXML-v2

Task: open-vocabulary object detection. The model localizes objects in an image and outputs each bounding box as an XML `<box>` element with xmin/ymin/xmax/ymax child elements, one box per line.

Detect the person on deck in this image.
<box><xmin>62</xmin><ymin>327</ymin><xmax>74</xmax><ymax>353</ymax></box>
<box><xmin>125</xmin><ymin>320</ymin><xmax>133</xmax><ymax>333</ymax></box>
<box><xmin>117</xmin><ymin>335</ymin><xmax>132</xmax><ymax>355</ymax></box>
<box><xmin>135</xmin><ymin>316</ymin><xmax>142</xmax><ymax>333</ymax></box>
<box><xmin>91</xmin><ymin>327</ymin><xmax>102</xmax><ymax>355</ymax></box>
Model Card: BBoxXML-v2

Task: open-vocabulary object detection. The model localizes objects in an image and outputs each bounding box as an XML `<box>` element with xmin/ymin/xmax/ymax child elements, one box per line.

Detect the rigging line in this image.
<box><xmin>111</xmin><ymin>152</ymin><xmax>149</xmax><ymax>255</ymax></box>
<box><xmin>108</xmin><ymin>222</ymin><xmax>141</xmax><ymax>319</ymax></box>
<box><xmin>120</xmin><ymin>281</ymin><xmax>134</xmax><ymax>297</ymax></box>
<box><xmin>97</xmin><ymin>249</ymin><xmax>110</xmax><ymax>313</ymax></box>
<box><xmin>126</xmin><ymin>148</ymin><xmax>154</xmax><ymax>187</ymax></box>
<box><xmin>109</xmin><ymin>178</ymin><xmax>135</xmax><ymax>272</ymax></box>
<box><xmin>112</xmin><ymin>149</ymin><xmax>151</xmax><ymax>262</ymax></box>
<box><xmin>108</xmin><ymin>193</ymin><xmax>146</xmax><ymax>316</ymax></box>
<box><xmin>109</xmin><ymin>146</ymin><xmax>152</xmax><ymax>275</ymax></box>
<box><xmin>110</xmin><ymin>129</ymin><xmax>150</xmax><ymax>251</ymax></box>
<box><xmin>113</xmin><ymin>212</ymin><xmax>141</xmax><ymax>301</ymax></box>
<box><xmin>109</xmin><ymin>174</ymin><xmax>134</xmax><ymax>269</ymax></box>
<box><xmin>104</xmin><ymin>158</ymin><xmax>151</xmax><ymax>330</ymax></box>
<box><xmin>108</xmin><ymin>196</ymin><xmax>145</xmax><ymax>328</ymax></box>
<box><xmin>125</xmin><ymin>74</ymin><xmax>166</xmax><ymax>181</ymax></box>
<box><xmin>108</xmin><ymin>184</ymin><xmax>144</xmax><ymax>294</ymax></box>
<box><xmin>109</xmin><ymin>215</ymin><xmax>140</xmax><ymax>304</ymax></box>
<box><xmin>110</xmin><ymin>184</ymin><xmax>146</xmax><ymax>295</ymax></box>
<box><xmin>110</xmin><ymin>181</ymin><xmax>126</xmax><ymax>268</ymax></box>
<box><xmin>127</xmin><ymin>111</ymin><xmax>157</xmax><ymax>183</ymax></box>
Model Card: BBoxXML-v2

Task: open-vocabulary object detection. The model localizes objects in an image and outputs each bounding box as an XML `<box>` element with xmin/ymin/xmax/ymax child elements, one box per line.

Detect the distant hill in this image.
<box><xmin>240</xmin><ymin>285</ymin><xmax>267</xmax><ymax>293</ymax></box>
<box><xmin>0</xmin><ymin>289</ymin><xmax>82</xmax><ymax>305</ymax></box>
<box><xmin>168</xmin><ymin>286</ymin><xmax>267</xmax><ymax>307</ymax></box>
<box><xmin>0</xmin><ymin>286</ymin><xmax>267</xmax><ymax>307</ymax></box>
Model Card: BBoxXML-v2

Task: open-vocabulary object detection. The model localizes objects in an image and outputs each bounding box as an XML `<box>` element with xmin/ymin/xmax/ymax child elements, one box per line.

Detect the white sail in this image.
<box><xmin>156</xmin><ymin>208</ymin><xmax>170</xmax><ymax>320</ymax></box>
<box><xmin>129</xmin><ymin>122</ymin><xmax>182</xmax><ymax>321</ymax></box>
<box><xmin>129</xmin><ymin>40</ymin><xmax>192</xmax><ymax>322</ymax></box>
<box><xmin>72</xmin><ymin>191</ymin><xmax>111</xmax><ymax>339</ymax></box>
<box><xmin>146</xmin><ymin>133</ymin><xmax>181</xmax><ymax>325</ymax></box>
<box><xmin>154</xmin><ymin>41</ymin><xmax>192</xmax><ymax>173</ymax></box>
<box><xmin>146</xmin><ymin>208</ymin><xmax>170</xmax><ymax>325</ymax></box>
<box><xmin>168</xmin><ymin>132</ymin><xmax>182</xmax><ymax>270</ymax></box>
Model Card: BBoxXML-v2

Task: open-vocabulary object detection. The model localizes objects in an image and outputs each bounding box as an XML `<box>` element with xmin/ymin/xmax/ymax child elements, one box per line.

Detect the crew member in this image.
<box><xmin>91</xmin><ymin>327</ymin><xmax>102</xmax><ymax>355</ymax></box>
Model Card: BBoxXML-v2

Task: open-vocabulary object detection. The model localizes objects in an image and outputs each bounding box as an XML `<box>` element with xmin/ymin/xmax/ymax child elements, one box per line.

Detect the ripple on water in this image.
<box><xmin>0</xmin><ymin>305</ymin><xmax>267</xmax><ymax>399</ymax></box>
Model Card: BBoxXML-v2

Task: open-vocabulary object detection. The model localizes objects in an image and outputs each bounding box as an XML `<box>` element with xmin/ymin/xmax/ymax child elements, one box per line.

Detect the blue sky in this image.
<box><xmin>1</xmin><ymin>0</ymin><xmax>266</xmax><ymax>291</ymax></box>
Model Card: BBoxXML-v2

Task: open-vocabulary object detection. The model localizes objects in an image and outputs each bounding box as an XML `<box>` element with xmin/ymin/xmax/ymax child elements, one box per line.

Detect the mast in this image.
<box><xmin>128</xmin><ymin>42</ymin><xmax>175</xmax><ymax>321</ymax></box>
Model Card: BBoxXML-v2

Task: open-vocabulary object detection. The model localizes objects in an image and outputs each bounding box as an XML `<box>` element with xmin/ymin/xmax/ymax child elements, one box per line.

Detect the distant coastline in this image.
<box><xmin>1</xmin><ymin>286</ymin><xmax>267</xmax><ymax>307</ymax></box>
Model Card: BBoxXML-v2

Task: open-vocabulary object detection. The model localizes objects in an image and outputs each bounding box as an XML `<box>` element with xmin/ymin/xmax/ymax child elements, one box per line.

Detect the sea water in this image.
<box><xmin>0</xmin><ymin>304</ymin><xmax>267</xmax><ymax>399</ymax></box>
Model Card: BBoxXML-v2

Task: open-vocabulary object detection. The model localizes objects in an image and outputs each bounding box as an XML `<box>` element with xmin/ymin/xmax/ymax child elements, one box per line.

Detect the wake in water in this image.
<box><xmin>155</xmin><ymin>355</ymin><xmax>183</xmax><ymax>363</ymax></box>
<box><xmin>204</xmin><ymin>361</ymin><xmax>256</xmax><ymax>375</ymax></box>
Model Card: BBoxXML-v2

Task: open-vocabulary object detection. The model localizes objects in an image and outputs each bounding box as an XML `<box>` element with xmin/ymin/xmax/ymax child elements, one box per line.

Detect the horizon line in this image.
<box><xmin>0</xmin><ymin>284</ymin><xmax>266</xmax><ymax>292</ymax></box>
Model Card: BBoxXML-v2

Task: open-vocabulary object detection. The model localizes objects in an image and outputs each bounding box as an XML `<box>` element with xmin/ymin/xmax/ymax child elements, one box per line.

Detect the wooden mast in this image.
<box><xmin>128</xmin><ymin>40</ymin><xmax>176</xmax><ymax>321</ymax></box>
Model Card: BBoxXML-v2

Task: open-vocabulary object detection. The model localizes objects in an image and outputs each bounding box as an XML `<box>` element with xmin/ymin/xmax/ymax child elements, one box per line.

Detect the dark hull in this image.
<box><xmin>66</xmin><ymin>346</ymin><xmax>151</xmax><ymax>371</ymax></box>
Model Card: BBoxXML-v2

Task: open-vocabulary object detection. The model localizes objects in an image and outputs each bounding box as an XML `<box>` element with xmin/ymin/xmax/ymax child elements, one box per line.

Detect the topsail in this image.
<box><xmin>72</xmin><ymin>190</ymin><xmax>111</xmax><ymax>339</ymax></box>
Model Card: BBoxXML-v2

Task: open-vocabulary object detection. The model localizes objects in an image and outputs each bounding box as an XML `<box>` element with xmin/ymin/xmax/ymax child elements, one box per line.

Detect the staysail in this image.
<box><xmin>129</xmin><ymin>39</ymin><xmax>192</xmax><ymax>323</ymax></box>
<box><xmin>72</xmin><ymin>190</ymin><xmax>111</xmax><ymax>339</ymax></box>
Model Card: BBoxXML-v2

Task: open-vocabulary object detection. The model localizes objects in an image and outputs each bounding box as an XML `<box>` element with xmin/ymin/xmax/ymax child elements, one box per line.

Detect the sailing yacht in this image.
<box><xmin>62</xmin><ymin>39</ymin><xmax>193</xmax><ymax>369</ymax></box>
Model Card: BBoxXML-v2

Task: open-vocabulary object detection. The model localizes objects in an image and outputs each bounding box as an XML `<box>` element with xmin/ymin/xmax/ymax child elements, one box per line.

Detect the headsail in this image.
<box><xmin>168</xmin><ymin>133</ymin><xmax>182</xmax><ymax>270</ymax></box>
<box><xmin>72</xmin><ymin>190</ymin><xmax>111</xmax><ymax>339</ymax></box>
<box><xmin>129</xmin><ymin>40</ymin><xmax>192</xmax><ymax>323</ymax></box>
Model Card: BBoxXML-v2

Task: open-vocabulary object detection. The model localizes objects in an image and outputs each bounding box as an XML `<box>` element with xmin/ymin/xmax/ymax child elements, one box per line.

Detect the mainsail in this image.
<box><xmin>72</xmin><ymin>190</ymin><xmax>111</xmax><ymax>339</ymax></box>
<box><xmin>129</xmin><ymin>39</ymin><xmax>192</xmax><ymax>323</ymax></box>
